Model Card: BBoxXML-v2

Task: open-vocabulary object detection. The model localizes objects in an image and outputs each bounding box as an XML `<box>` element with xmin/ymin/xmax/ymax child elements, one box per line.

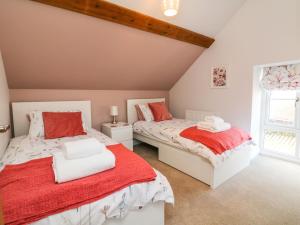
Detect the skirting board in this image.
<box><xmin>134</xmin><ymin>133</ymin><xmax>257</xmax><ymax>189</ymax></box>
<box><xmin>104</xmin><ymin>201</ymin><xmax>164</xmax><ymax>225</ymax></box>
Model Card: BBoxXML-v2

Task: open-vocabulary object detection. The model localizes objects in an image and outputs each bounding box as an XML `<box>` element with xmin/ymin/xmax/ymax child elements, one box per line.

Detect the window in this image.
<box><xmin>261</xmin><ymin>90</ymin><xmax>300</xmax><ymax>161</ymax></box>
<box><xmin>258</xmin><ymin>61</ymin><xmax>300</xmax><ymax>162</ymax></box>
<box><xmin>267</xmin><ymin>91</ymin><xmax>296</xmax><ymax>126</ymax></box>
<box><xmin>263</xmin><ymin>129</ymin><xmax>296</xmax><ymax>156</ymax></box>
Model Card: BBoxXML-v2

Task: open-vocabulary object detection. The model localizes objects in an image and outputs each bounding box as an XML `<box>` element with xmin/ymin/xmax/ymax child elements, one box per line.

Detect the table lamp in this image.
<box><xmin>110</xmin><ymin>106</ymin><xmax>118</xmax><ymax>124</ymax></box>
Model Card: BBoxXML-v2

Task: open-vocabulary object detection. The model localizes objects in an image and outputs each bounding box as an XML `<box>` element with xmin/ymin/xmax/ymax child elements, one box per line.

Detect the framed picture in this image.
<box><xmin>211</xmin><ymin>66</ymin><xmax>228</xmax><ymax>88</ymax></box>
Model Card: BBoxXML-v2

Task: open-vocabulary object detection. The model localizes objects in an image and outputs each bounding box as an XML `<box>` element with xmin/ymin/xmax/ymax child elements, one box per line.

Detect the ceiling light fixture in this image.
<box><xmin>162</xmin><ymin>0</ymin><xmax>180</xmax><ymax>17</ymax></box>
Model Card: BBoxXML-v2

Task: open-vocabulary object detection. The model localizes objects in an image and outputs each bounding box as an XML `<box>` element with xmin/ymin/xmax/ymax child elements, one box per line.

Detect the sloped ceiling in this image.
<box><xmin>108</xmin><ymin>0</ymin><xmax>246</xmax><ymax>37</ymax></box>
<box><xmin>0</xmin><ymin>0</ymin><xmax>244</xmax><ymax>90</ymax></box>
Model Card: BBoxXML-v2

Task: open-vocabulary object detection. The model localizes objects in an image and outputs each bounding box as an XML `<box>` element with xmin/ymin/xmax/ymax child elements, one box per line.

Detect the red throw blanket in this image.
<box><xmin>0</xmin><ymin>144</ymin><xmax>156</xmax><ymax>225</ymax></box>
<box><xmin>180</xmin><ymin>126</ymin><xmax>251</xmax><ymax>155</ymax></box>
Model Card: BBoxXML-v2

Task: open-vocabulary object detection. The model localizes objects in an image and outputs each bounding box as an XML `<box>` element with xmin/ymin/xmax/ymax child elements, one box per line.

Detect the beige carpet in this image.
<box><xmin>134</xmin><ymin>144</ymin><xmax>300</xmax><ymax>225</ymax></box>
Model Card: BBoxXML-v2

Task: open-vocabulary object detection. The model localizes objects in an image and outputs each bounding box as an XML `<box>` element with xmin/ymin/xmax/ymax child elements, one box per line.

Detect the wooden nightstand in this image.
<box><xmin>101</xmin><ymin>122</ymin><xmax>133</xmax><ymax>150</ymax></box>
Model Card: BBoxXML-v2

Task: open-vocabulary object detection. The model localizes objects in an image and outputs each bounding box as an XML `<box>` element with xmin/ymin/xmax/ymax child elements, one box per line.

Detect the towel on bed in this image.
<box><xmin>0</xmin><ymin>144</ymin><xmax>157</xmax><ymax>225</ymax></box>
<box><xmin>204</xmin><ymin>116</ymin><xmax>224</xmax><ymax>124</ymax></box>
<box><xmin>197</xmin><ymin>121</ymin><xmax>231</xmax><ymax>132</ymax></box>
<box><xmin>53</xmin><ymin>149</ymin><xmax>115</xmax><ymax>183</ymax></box>
<box><xmin>63</xmin><ymin>138</ymin><xmax>106</xmax><ymax>159</ymax></box>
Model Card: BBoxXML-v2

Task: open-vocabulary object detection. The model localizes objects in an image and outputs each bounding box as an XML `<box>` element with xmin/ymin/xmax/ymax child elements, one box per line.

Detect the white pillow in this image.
<box><xmin>28</xmin><ymin>111</ymin><xmax>44</xmax><ymax>138</ymax></box>
<box><xmin>137</xmin><ymin>104</ymin><xmax>154</xmax><ymax>122</ymax></box>
<box><xmin>28</xmin><ymin>110</ymin><xmax>88</xmax><ymax>138</ymax></box>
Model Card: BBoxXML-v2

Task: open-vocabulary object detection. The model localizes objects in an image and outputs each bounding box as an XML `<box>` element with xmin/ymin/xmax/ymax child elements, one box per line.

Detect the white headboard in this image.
<box><xmin>185</xmin><ymin>110</ymin><xmax>215</xmax><ymax>121</ymax></box>
<box><xmin>12</xmin><ymin>101</ymin><xmax>92</xmax><ymax>137</ymax></box>
<box><xmin>127</xmin><ymin>98</ymin><xmax>165</xmax><ymax>124</ymax></box>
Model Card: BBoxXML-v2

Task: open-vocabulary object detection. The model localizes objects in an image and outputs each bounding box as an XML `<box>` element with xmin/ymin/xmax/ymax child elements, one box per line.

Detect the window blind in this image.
<box><xmin>261</xmin><ymin>63</ymin><xmax>300</xmax><ymax>90</ymax></box>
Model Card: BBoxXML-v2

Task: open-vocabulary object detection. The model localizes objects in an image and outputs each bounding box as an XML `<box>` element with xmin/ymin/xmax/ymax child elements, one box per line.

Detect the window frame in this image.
<box><xmin>265</xmin><ymin>91</ymin><xmax>297</xmax><ymax>128</ymax></box>
<box><xmin>260</xmin><ymin>90</ymin><xmax>300</xmax><ymax>161</ymax></box>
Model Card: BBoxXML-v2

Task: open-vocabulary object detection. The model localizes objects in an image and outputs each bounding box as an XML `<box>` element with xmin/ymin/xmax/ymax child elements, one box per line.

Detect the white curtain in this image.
<box><xmin>261</xmin><ymin>63</ymin><xmax>300</xmax><ymax>90</ymax></box>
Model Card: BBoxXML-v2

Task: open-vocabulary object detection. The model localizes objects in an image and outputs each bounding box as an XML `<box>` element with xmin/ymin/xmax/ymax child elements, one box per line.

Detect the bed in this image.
<box><xmin>0</xmin><ymin>101</ymin><xmax>174</xmax><ymax>225</ymax></box>
<box><xmin>127</xmin><ymin>98</ymin><xmax>259</xmax><ymax>189</ymax></box>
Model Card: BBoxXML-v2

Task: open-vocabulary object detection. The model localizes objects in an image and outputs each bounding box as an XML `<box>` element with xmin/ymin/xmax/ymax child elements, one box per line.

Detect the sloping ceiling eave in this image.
<box><xmin>0</xmin><ymin>0</ymin><xmax>206</xmax><ymax>90</ymax></box>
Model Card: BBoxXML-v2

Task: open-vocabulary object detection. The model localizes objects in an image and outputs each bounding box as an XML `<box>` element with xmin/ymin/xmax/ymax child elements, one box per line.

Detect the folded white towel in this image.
<box><xmin>63</xmin><ymin>138</ymin><xmax>105</xmax><ymax>160</ymax></box>
<box><xmin>197</xmin><ymin>121</ymin><xmax>231</xmax><ymax>132</ymax></box>
<box><xmin>204</xmin><ymin>116</ymin><xmax>224</xmax><ymax>124</ymax></box>
<box><xmin>197</xmin><ymin>126</ymin><xmax>230</xmax><ymax>133</ymax></box>
<box><xmin>52</xmin><ymin>149</ymin><xmax>115</xmax><ymax>183</ymax></box>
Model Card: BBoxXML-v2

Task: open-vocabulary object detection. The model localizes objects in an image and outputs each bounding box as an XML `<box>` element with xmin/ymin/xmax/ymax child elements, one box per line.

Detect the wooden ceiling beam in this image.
<box><xmin>30</xmin><ymin>0</ymin><xmax>215</xmax><ymax>48</ymax></box>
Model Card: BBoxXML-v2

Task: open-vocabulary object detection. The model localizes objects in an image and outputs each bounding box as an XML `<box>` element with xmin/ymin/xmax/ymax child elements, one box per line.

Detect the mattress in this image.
<box><xmin>133</xmin><ymin>119</ymin><xmax>254</xmax><ymax>167</ymax></box>
<box><xmin>0</xmin><ymin>128</ymin><xmax>174</xmax><ymax>225</ymax></box>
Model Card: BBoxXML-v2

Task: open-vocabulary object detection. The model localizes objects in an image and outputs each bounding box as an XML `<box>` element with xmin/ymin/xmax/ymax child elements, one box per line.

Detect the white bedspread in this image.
<box><xmin>0</xmin><ymin>128</ymin><xmax>174</xmax><ymax>225</ymax></box>
<box><xmin>133</xmin><ymin>119</ymin><xmax>253</xmax><ymax>167</ymax></box>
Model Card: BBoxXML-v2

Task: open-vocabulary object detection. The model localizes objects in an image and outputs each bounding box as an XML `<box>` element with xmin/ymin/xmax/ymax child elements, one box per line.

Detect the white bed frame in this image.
<box><xmin>12</xmin><ymin>101</ymin><xmax>93</xmax><ymax>137</ymax></box>
<box><xmin>127</xmin><ymin>98</ymin><xmax>257</xmax><ymax>189</ymax></box>
<box><xmin>11</xmin><ymin>101</ymin><xmax>165</xmax><ymax>225</ymax></box>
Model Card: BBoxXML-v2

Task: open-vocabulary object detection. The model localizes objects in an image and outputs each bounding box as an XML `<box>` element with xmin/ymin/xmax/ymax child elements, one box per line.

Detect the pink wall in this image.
<box><xmin>0</xmin><ymin>0</ymin><xmax>203</xmax><ymax>91</ymax></box>
<box><xmin>9</xmin><ymin>89</ymin><xmax>168</xmax><ymax>130</ymax></box>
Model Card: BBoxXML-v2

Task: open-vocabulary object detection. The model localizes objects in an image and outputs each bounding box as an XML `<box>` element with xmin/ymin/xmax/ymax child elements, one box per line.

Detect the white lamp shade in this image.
<box><xmin>162</xmin><ymin>0</ymin><xmax>179</xmax><ymax>17</ymax></box>
<box><xmin>110</xmin><ymin>106</ymin><xmax>118</xmax><ymax>116</ymax></box>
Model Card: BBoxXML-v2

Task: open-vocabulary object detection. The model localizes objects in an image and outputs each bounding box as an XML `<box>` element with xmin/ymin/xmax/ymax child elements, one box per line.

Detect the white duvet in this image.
<box><xmin>0</xmin><ymin>128</ymin><xmax>174</xmax><ymax>225</ymax></box>
<box><xmin>133</xmin><ymin>119</ymin><xmax>255</xmax><ymax>167</ymax></box>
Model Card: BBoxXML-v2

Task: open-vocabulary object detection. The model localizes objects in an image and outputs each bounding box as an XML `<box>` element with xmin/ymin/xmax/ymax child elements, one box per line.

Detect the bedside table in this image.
<box><xmin>101</xmin><ymin>122</ymin><xmax>133</xmax><ymax>150</ymax></box>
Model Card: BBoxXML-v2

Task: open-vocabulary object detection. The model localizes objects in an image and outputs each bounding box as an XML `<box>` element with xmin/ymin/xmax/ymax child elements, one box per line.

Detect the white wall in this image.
<box><xmin>0</xmin><ymin>52</ymin><xmax>10</xmax><ymax>157</ymax></box>
<box><xmin>170</xmin><ymin>0</ymin><xmax>300</xmax><ymax>132</ymax></box>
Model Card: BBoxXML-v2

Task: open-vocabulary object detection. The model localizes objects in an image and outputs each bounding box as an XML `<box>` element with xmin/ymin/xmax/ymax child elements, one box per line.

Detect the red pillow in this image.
<box><xmin>42</xmin><ymin>112</ymin><xmax>86</xmax><ymax>139</ymax></box>
<box><xmin>148</xmin><ymin>102</ymin><xmax>172</xmax><ymax>122</ymax></box>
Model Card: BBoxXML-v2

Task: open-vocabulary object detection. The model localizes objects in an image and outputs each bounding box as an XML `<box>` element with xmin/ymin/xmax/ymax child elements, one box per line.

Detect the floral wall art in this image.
<box><xmin>211</xmin><ymin>66</ymin><xmax>228</xmax><ymax>88</ymax></box>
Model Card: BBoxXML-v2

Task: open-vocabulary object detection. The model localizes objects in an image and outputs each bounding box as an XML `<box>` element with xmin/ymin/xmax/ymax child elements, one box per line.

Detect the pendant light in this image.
<box><xmin>162</xmin><ymin>0</ymin><xmax>180</xmax><ymax>17</ymax></box>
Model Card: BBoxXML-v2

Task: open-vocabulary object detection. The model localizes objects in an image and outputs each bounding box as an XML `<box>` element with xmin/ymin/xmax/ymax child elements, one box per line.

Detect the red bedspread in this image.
<box><xmin>180</xmin><ymin>126</ymin><xmax>251</xmax><ymax>155</ymax></box>
<box><xmin>0</xmin><ymin>144</ymin><xmax>156</xmax><ymax>225</ymax></box>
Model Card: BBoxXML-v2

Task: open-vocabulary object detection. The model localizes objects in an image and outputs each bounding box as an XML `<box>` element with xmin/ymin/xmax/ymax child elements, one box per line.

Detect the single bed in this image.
<box><xmin>0</xmin><ymin>101</ymin><xmax>174</xmax><ymax>225</ymax></box>
<box><xmin>127</xmin><ymin>98</ymin><xmax>259</xmax><ymax>189</ymax></box>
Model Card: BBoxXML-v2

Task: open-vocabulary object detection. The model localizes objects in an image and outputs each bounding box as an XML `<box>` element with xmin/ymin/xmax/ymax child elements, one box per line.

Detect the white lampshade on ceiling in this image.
<box><xmin>162</xmin><ymin>0</ymin><xmax>180</xmax><ymax>17</ymax></box>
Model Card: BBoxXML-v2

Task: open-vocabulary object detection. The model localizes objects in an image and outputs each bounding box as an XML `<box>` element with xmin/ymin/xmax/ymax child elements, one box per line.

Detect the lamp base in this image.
<box><xmin>112</xmin><ymin>116</ymin><xmax>118</xmax><ymax>124</ymax></box>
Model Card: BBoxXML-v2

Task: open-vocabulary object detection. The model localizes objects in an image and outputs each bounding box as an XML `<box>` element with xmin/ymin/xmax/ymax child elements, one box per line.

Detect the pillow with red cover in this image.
<box><xmin>42</xmin><ymin>112</ymin><xmax>86</xmax><ymax>139</ymax></box>
<box><xmin>148</xmin><ymin>102</ymin><xmax>172</xmax><ymax>122</ymax></box>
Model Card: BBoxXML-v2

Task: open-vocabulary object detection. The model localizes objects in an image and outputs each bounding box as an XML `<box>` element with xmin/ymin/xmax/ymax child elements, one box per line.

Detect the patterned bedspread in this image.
<box><xmin>0</xmin><ymin>128</ymin><xmax>174</xmax><ymax>225</ymax></box>
<box><xmin>133</xmin><ymin>119</ymin><xmax>254</xmax><ymax>167</ymax></box>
